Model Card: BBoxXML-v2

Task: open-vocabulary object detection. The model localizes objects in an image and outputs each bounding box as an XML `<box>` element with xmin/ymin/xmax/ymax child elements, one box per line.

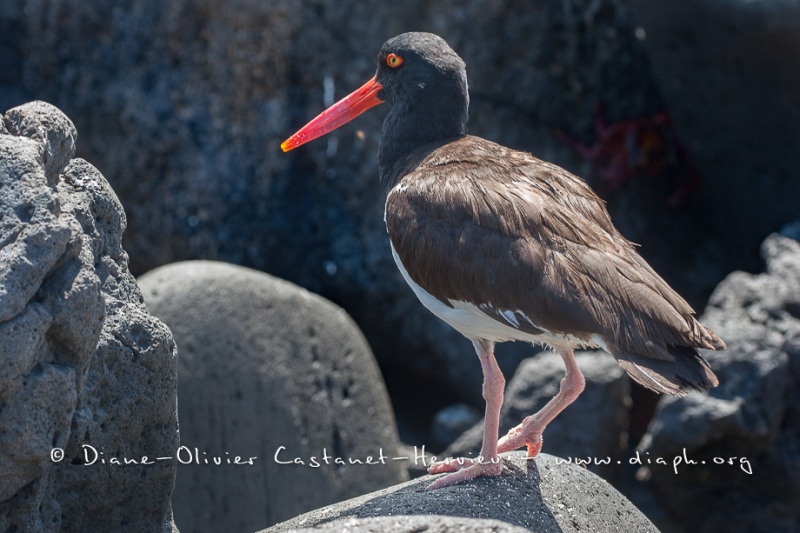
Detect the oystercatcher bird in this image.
<box><xmin>282</xmin><ymin>32</ymin><xmax>725</xmax><ymax>490</ymax></box>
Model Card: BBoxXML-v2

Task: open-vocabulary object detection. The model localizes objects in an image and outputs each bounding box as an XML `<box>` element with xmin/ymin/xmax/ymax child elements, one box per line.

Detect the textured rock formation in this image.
<box><xmin>139</xmin><ymin>260</ymin><xmax>407</xmax><ymax>531</ymax></box>
<box><xmin>638</xmin><ymin>232</ymin><xmax>800</xmax><ymax>532</ymax></box>
<box><xmin>0</xmin><ymin>101</ymin><xmax>178</xmax><ymax>531</ymax></box>
<box><xmin>261</xmin><ymin>452</ymin><xmax>658</xmax><ymax>533</ymax></box>
<box><xmin>285</xmin><ymin>515</ymin><xmax>533</xmax><ymax>533</ymax></box>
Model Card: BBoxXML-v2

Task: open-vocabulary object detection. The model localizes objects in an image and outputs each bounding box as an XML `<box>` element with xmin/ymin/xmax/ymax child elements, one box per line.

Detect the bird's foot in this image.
<box><xmin>495</xmin><ymin>349</ymin><xmax>584</xmax><ymax>459</ymax></box>
<box><xmin>497</xmin><ymin>423</ymin><xmax>543</xmax><ymax>459</ymax></box>
<box><xmin>426</xmin><ymin>455</ymin><xmax>503</xmax><ymax>490</ymax></box>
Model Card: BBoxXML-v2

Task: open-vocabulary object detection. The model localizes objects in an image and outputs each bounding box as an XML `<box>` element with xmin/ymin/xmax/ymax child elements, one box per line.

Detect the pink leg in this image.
<box><xmin>426</xmin><ymin>339</ymin><xmax>506</xmax><ymax>490</ymax></box>
<box><xmin>497</xmin><ymin>348</ymin><xmax>585</xmax><ymax>457</ymax></box>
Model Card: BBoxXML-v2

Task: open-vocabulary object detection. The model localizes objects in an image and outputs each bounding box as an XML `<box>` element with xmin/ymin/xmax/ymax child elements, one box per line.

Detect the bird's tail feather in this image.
<box><xmin>613</xmin><ymin>345</ymin><xmax>719</xmax><ymax>395</ymax></box>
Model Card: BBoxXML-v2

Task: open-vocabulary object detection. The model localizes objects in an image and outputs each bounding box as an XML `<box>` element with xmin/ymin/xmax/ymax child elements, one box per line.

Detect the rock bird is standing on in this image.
<box><xmin>281</xmin><ymin>32</ymin><xmax>725</xmax><ymax>490</ymax></box>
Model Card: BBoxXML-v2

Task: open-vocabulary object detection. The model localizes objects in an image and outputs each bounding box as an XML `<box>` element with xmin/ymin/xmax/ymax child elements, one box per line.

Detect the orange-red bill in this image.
<box><xmin>281</xmin><ymin>76</ymin><xmax>384</xmax><ymax>152</ymax></box>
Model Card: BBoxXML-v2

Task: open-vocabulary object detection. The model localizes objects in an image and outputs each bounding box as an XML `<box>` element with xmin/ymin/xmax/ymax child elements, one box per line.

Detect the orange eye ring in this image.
<box><xmin>386</xmin><ymin>53</ymin><xmax>404</xmax><ymax>68</ymax></box>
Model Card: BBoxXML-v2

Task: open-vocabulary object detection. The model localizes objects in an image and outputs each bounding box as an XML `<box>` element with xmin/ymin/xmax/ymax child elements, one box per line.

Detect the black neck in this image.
<box><xmin>377</xmin><ymin>91</ymin><xmax>468</xmax><ymax>190</ymax></box>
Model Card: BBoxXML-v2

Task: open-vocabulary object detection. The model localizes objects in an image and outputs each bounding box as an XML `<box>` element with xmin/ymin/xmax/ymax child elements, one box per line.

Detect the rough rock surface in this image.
<box><xmin>138</xmin><ymin>260</ymin><xmax>407</xmax><ymax>532</ymax></box>
<box><xmin>285</xmin><ymin>515</ymin><xmax>532</xmax><ymax>533</ymax></box>
<box><xmin>261</xmin><ymin>452</ymin><xmax>658</xmax><ymax>533</ymax></box>
<box><xmin>445</xmin><ymin>351</ymin><xmax>630</xmax><ymax>478</ymax></box>
<box><xmin>638</xmin><ymin>232</ymin><xmax>800</xmax><ymax>532</ymax></box>
<box><xmin>0</xmin><ymin>101</ymin><xmax>178</xmax><ymax>531</ymax></box>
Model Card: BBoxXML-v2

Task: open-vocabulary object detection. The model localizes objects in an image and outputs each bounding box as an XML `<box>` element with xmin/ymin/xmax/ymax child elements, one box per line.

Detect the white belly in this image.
<box><xmin>390</xmin><ymin>242</ymin><xmax>598</xmax><ymax>350</ymax></box>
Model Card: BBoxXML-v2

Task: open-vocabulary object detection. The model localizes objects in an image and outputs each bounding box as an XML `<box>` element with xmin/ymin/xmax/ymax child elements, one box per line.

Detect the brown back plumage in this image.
<box><xmin>386</xmin><ymin>135</ymin><xmax>725</xmax><ymax>395</ymax></box>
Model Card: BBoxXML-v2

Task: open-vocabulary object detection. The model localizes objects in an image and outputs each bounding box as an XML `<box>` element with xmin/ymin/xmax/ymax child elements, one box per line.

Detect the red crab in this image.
<box><xmin>557</xmin><ymin>105</ymin><xmax>699</xmax><ymax>207</ymax></box>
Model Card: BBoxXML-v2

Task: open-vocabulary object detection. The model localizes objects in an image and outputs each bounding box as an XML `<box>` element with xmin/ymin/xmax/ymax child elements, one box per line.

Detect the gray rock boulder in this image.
<box><xmin>138</xmin><ymin>261</ymin><xmax>407</xmax><ymax>532</ymax></box>
<box><xmin>445</xmin><ymin>351</ymin><xmax>630</xmax><ymax>478</ymax></box>
<box><xmin>285</xmin><ymin>515</ymin><xmax>532</xmax><ymax>533</ymax></box>
<box><xmin>638</xmin><ymin>232</ymin><xmax>800</xmax><ymax>532</ymax></box>
<box><xmin>261</xmin><ymin>452</ymin><xmax>658</xmax><ymax>533</ymax></box>
<box><xmin>0</xmin><ymin>101</ymin><xmax>178</xmax><ymax>531</ymax></box>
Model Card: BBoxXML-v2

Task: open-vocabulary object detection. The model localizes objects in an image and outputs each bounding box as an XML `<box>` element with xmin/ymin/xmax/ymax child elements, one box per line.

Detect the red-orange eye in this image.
<box><xmin>386</xmin><ymin>53</ymin><xmax>403</xmax><ymax>68</ymax></box>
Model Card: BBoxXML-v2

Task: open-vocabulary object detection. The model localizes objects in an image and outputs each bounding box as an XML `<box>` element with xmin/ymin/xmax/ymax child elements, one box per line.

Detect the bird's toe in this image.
<box><xmin>426</xmin><ymin>458</ymin><xmax>503</xmax><ymax>490</ymax></box>
<box><xmin>497</xmin><ymin>428</ymin><xmax>543</xmax><ymax>456</ymax></box>
<box><xmin>427</xmin><ymin>456</ymin><xmax>477</xmax><ymax>474</ymax></box>
<box><xmin>526</xmin><ymin>436</ymin><xmax>543</xmax><ymax>458</ymax></box>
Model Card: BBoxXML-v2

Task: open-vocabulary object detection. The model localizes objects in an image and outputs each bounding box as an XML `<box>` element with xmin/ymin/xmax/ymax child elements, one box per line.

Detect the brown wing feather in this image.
<box><xmin>385</xmin><ymin>135</ymin><xmax>724</xmax><ymax>393</ymax></box>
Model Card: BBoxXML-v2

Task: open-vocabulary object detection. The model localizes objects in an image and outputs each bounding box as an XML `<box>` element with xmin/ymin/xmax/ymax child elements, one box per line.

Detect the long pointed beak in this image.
<box><xmin>281</xmin><ymin>76</ymin><xmax>384</xmax><ymax>152</ymax></box>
